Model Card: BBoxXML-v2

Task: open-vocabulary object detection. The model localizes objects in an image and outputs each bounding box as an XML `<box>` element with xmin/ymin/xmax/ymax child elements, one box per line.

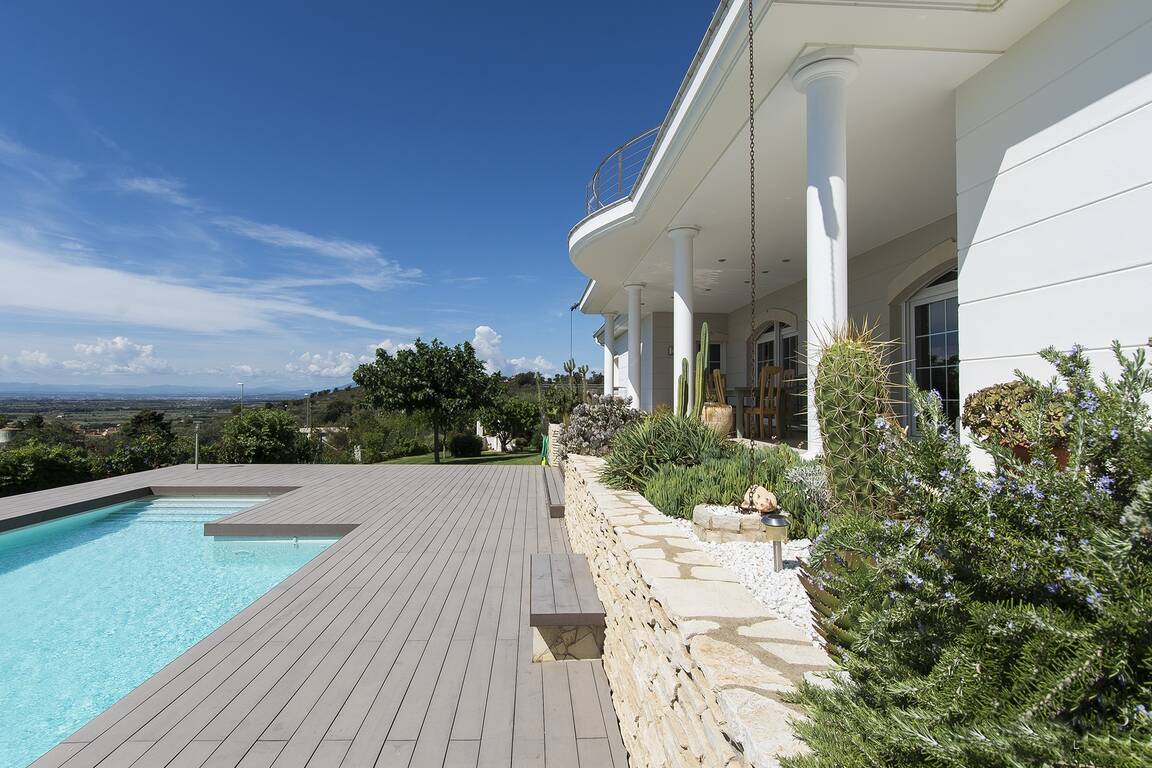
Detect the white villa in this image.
<box><xmin>571</xmin><ymin>0</ymin><xmax>1151</xmax><ymax>453</ymax></box>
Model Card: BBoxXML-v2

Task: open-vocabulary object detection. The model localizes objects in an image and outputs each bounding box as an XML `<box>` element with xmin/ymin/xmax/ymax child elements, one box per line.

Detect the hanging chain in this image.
<box><xmin>747</xmin><ymin>0</ymin><xmax>757</xmax><ymax>395</ymax></box>
<box><xmin>746</xmin><ymin>0</ymin><xmax>758</xmax><ymax>460</ymax></box>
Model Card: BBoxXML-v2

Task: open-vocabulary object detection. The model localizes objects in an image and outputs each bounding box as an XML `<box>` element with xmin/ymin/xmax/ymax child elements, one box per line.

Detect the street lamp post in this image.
<box><xmin>237</xmin><ymin>382</ymin><xmax>245</xmax><ymax>414</ymax></box>
<box><xmin>193</xmin><ymin>420</ymin><xmax>201</xmax><ymax>470</ymax></box>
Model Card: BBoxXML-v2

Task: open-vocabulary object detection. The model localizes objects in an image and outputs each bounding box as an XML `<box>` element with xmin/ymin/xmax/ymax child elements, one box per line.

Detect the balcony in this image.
<box><xmin>584</xmin><ymin>126</ymin><xmax>660</xmax><ymax>216</ymax></box>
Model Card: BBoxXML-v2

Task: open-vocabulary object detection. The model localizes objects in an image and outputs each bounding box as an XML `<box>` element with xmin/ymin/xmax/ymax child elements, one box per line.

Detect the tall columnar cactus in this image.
<box><xmin>677</xmin><ymin>357</ymin><xmax>689</xmax><ymax>417</ymax></box>
<box><xmin>813</xmin><ymin>321</ymin><xmax>899</xmax><ymax>516</ymax></box>
<box><xmin>693</xmin><ymin>322</ymin><xmax>708</xmax><ymax>419</ymax></box>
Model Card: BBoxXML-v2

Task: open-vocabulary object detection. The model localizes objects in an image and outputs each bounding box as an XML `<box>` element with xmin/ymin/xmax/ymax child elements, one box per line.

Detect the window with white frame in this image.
<box><xmin>755</xmin><ymin>322</ymin><xmax>799</xmax><ymax>378</ymax></box>
<box><xmin>906</xmin><ymin>270</ymin><xmax>959</xmax><ymax>426</ymax></box>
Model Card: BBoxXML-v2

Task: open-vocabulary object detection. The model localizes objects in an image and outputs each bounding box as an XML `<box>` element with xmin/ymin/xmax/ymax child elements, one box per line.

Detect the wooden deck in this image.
<box><xmin>2</xmin><ymin>464</ymin><xmax>627</xmax><ymax>768</ymax></box>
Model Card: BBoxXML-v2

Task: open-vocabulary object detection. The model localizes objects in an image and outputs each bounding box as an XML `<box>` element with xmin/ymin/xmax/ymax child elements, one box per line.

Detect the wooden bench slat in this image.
<box><xmin>529</xmin><ymin>554</ymin><xmax>604</xmax><ymax>627</ymax></box>
<box><xmin>544</xmin><ymin>467</ymin><xmax>565</xmax><ymax>519</ymax></box>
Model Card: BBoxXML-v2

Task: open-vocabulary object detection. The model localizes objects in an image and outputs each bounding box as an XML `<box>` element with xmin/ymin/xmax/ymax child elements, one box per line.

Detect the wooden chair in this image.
<box><xmin>745</xmin><ymin>365</ymin><xmax>783</xmax><ymax>440</ymax></box>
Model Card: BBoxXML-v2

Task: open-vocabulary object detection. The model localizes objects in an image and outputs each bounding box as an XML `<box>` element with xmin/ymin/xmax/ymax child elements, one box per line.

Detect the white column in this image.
<box><xmin>668</xmin><ymin>226</ymin><xmax>699</xmax><ymax>414</ymax></box>
<box><xmin>602</xmin><ymin>312</ymin><xmax>617</xmax><ymax>397</ymax></box>
<box><xmin>792</xmin><ymin>48</ymin><xmax>859</xmax><ymax>455</ymax></box>
<box><xmin>624</xmin><ymin>283</ymin><xmax>644</xmax><ymax>409</ymax></box>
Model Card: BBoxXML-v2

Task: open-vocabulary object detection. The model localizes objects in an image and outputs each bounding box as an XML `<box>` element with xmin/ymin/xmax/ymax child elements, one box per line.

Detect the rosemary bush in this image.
<box><xmin>787</xmin><ymin>343</ymin><xmax>1152</xmax><ymax>768</ymax></box>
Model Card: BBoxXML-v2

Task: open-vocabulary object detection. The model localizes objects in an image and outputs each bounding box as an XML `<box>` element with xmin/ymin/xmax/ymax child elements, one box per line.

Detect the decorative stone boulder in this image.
<box><xmin>740</xmin><ymin>484</ymin><xmax>779</xmax><ymax>514</ymax></box>
<box><xmin>693</xmin><ymin>504</ymin><xmax>773</xmax><ymax>543</ymax></box>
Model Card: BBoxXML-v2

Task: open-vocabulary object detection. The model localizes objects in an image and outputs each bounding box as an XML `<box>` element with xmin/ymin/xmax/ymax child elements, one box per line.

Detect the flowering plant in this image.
<box><xmin>555</xmin><ymin>394</ymin><xmax>641</xmax><ymax>459</ymax></box>
<box><xmin>789</xmin><ymin>342</ymin><xmax>1152</xmax><ymax>768</ymax></box>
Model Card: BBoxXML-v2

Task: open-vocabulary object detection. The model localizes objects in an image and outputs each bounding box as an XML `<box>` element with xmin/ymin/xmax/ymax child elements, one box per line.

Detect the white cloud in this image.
<box><xmin>231</xmin><ymin>364</ymin><xmax>267</xmax><ymax>378</ymax></box>
<box><xmin>213</xmin><ymin>216</ymin><xmax>379</xmax><ymax>262</ymax></box>
<box><xmin>0</xmin><ymin>239</ymin><xmax>414</xmax><ymax>334</ymax></box>
<box><xmin>471</xmin><ymin>326</ymin><xmax>556</xmax><ymax>375</ymax></box>
<box><xmin>285</xmin><ymin>350</ymin><xmax>370</xmax><ymax>378</ymax></box>
<box><xmin>115</xmin><ymin>176</ymin><xmax>196</xmax><ymax>208</ymax></box>
<box><xmin>0</xmin><ymin>335</ymin><xmax>172</xmax><ymax>375</ymax></box>
<box><xmin>366</xmin><ymin>339</ymin><xmax>415</xmax><ymax>355</ymax></box>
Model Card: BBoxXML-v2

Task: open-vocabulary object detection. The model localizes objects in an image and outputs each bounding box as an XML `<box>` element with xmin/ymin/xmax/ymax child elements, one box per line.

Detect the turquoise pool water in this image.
<box><xmin>0</xmin><ymin>496</ymin><xmax>335</xmax><ymax>768</ymax></box>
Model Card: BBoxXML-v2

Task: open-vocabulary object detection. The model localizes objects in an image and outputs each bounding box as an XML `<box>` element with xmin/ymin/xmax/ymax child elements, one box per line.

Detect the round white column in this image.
<box><xmin>668</xmin><ymin>227</ymin><xmax>699</xmax><ymax>414</ymax></box>
<box><xmin>602</xmin><ymin>312</ymin><xmax>617</xmax><ymax>397</ymax></box>
<box><xmin>792</xmin><ymin>48</ymin><xmax>859</xmax><ymax>455</ymax></box>
<box><xmin>624</xmin><ymin>284</ymin><xmax>644</xmax><ymax>409</ymax></box>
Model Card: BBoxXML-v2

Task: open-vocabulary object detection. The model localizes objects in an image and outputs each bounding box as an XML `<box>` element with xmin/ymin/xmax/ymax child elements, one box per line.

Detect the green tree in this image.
<box><xmin>353</xmin><ymin>338</ymin><xmax>494</xmax><ymax>463</ymax></box>
<box><xmin>121</xmin><ymin>410</ymin><xmax>174</xmax><ymax>441</ymax></box>
<box><xmin>215</xmin><ymin>409</ymin><xmax>305</xmax><ymax>464</ymax></box>
<box><xmin>323</xmin><ymin>398</ymin><xmax>354</xmax><ymax>424</ymax></box>
<box><xmin>480</xmin><ymin>396</ymin><xmax>538</xmax><ymax>452</ymax></box>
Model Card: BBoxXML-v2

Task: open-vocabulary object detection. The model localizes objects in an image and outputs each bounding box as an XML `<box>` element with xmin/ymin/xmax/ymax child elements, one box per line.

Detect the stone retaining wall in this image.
<box><xmin>564</xmin><ymin>455</ymin><xmax>832</xmax><ymax>768</ymax></box>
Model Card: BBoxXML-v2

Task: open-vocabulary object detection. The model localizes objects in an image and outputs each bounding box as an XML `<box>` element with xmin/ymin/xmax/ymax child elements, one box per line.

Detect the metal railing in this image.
<box><xmin>584</xmin><ymin>126</ymin><xmax>661</xmax><ymax>215</ymax></box>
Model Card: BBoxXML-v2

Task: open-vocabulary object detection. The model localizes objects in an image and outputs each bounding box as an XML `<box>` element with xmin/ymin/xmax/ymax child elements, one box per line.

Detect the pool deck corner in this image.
<box><xmin>1</xmin><ymin>464</ymin><xmax>626</xmax><ymax>768</ymax></box>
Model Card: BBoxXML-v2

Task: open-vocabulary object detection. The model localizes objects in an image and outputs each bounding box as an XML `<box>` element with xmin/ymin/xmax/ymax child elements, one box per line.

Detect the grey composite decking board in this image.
<box><xmin>544</xmin><ymin>467</ymin><xmax>565</xmax><ymax>519</ymax></box>
<box><xmin>528</xmin><ymin>554</ymin><xmax>607</xmax><ymax>627</ymax></box>
<box><xmin>20</xmin><ymin>464</ymin><xmax>626</xmax><ymax>768</ymax></box>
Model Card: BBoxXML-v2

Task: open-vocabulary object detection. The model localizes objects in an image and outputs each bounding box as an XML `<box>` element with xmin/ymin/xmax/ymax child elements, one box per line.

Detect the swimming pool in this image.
<box><xmin>0</xmin><ymin>496</ymin><xmax>336</xmax><ymax>768</ymax></box>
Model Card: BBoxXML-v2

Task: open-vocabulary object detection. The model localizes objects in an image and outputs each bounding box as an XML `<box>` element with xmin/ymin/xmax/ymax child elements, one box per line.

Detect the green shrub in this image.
<box><xmin>216</xmin><ymin>409</ymin><xmax>306</xmax><ymax>464</ymax></box>
<box><xmin>780</xmin><ymin>462</ymin><xmax>828</xmax><ymax>540</ymax></box>
<box><xmin>380</xmin><ymin>438</ymin><xmax>431</xmax><ymax>461</ymax></box>
<box><xmin>447</xmin><ymin>432</ymin><xmax>484</xmax><ymax>458</ymax></box>
<box><xmin>601</xmin><ymin>414</ymin><xmax>730</xmax><ymax>491</ymax></box>
<box><xmin>787</xmin><ymin>343</ymin><xmax>1152</xmax><ymax>768</ymax></box>
<box><xmin>0</xmin><ymin>440</ymin><xmax>94</xmax><ymax>497</ymax></box>
<box><xmin>641</xmin><ymin>445</ymin><xmax>803</xmax><ymax>520</ymax></box>
<box><xmin>962</xmin><ymin>379</ymin><xmax>1068</xmax><ymax>449</ymax></box>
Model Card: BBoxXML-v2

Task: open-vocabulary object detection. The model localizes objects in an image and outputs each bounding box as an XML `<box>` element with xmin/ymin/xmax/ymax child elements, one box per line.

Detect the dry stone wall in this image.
<box><xmin>564</xmin><ymin>455</ymin><xmax>832</xmax><ymax>768</ymax></box>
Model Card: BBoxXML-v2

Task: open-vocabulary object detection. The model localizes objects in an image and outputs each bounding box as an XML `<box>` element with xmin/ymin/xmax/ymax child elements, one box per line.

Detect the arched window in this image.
<box><xmin>906</xmin><ymin>270</ymin><xmax>959</xmax><ymax>425</ymax></box>
<box><xmin>755</xmin><ymin>321</ymin><xmax>798</xmax><ymax>377</ymax></box>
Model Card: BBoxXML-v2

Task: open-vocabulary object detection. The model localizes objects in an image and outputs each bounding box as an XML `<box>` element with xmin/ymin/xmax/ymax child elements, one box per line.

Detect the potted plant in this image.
<box><xmin>962</xmin><ymin>380</ymin><xmax>1069</xmax><ymax>466</ymax></box>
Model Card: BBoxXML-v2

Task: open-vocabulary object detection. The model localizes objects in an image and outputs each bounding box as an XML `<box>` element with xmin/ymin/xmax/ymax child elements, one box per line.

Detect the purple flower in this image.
<box><xmin>875</xmin><ymin>416</ymin><xmax>889</xmax><ymax>430</ymax></box>
<box><xmin>903</xmin><ymin>573</ymin><xmax>924</xmax><ymax>589</ymax></box>
<box><xmin>1078</xmin><ymin>392</ymin><xmax>1099</xmax><ymax>414</ymax></box>
<box><xmin>1061</xmin><ymin>567</ymin><xmax>1076</xmax><ymax>581</ymax></box>
<box><xmin>1110</xmin><ymin>428</ymin><xmax>1120</xmax><ymax>441</ymax></box>
<box><xmin>1096</xmin><ymin>475</ymin><xmax>1114</xmax><ymax>495</ymax></box>
<box><xmin>1020</xmin><ymin>483</ymin><xmax>1045</xmax><ymax>500</ymax></box>
<box><xmin>887</xmin><ymin>590</ymin><xmax>898</xmax><ymax>600</ymax></box>
<box><xmin>1086</xmin><ymin>589</ymin><xmax>1101</xmax><ymax>606</ymax></box>
<box><xmin>939</xmin><ymin>469</ymin><xmax>952</xmax><ymax>481</ymax></box>
<box><xmin>1045</xmin><ymin>583</ymin><xmax>1059</xmax><ymax>594</ymax></box>
<box><xmin>987</xmin><ymin>528</ymin><xmax>996</xmax><ymax>539</ymax></box>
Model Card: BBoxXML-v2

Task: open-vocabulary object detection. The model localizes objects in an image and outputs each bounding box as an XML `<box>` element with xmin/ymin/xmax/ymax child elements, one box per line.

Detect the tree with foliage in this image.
<box><xmin>480</xmin><ymin>396</ymin><xmax>538</xmax><ymax>452</ymax></box>
<box><xmin>0</xmin><ymin>440</ymin><xmax>94</xmax><ymax>497</ymax></box>
<box><xmin>789</xmin><ymin>343</ymin><xmax>1152</xmax><ymax>768</ymax></box>
<box><xmin>214</xmin><ymin>408</ymin><xmax>305</xmax><ymax>464</ymax></box>
<box><xmin>353</xmin><ymin>338</ymin><xmax>494</xmax><ymax>463</ymax></box>
<box><xmin>121</xmin><ymin>410</ymin><xmax>174</xmax><ymax>441</ymax></box>
<box><xmin>322</xmin><ymin>398</ymin><xmax>354</xmax><ymax>424</ymax></box>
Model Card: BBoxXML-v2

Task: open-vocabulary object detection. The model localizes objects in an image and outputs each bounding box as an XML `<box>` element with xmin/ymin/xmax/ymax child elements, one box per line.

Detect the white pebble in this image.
<box><xmin>672</xmin><ymin>519</ymin><xmax>818</xmax><ymax>643</ymax></box>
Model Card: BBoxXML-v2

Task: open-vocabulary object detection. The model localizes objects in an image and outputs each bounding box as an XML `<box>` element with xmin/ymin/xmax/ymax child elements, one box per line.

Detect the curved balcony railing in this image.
<box><xmin>584</xmin><ymin>126</ymin><xmax>661</xmax><ymax>216</ymax></box>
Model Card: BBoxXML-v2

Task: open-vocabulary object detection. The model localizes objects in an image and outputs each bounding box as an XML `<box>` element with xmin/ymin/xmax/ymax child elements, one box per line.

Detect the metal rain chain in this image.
<box><xmin>745</xmin><ymin>0</ymin><xmax>760</xmax><ymax>485</ymax></box>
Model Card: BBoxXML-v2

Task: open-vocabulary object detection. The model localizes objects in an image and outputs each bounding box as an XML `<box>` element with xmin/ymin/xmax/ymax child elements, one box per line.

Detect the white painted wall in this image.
<box><xmin>956</xmin><ymin>0</ymin><xmax>1152</xmax><ymax>397</ymax></box>
<box><xmin>725</xmin><ymin>216</ymin><xmax>958</xmax><ymax>390</ymax></box>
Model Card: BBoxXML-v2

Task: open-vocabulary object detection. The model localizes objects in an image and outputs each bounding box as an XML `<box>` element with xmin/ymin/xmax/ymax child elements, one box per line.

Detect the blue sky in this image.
<box><xmin>0</xmin><ymin>1</ymin><xmax>711</xmax><ymax>388</ymax></box>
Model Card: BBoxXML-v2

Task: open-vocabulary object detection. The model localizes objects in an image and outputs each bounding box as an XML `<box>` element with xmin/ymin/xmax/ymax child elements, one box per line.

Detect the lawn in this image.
<box><xmin>381</xmin><ymin>451</ymin><xmax>540</xmax><ymax>466</ymax></box>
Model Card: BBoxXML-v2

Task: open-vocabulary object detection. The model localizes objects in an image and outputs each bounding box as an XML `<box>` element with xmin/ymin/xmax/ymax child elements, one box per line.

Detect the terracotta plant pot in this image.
<box><xmin>1010</xmin><ymin>443</ymin><xmax>1069</xmax><ymax>469</ymax></box>
<box><xmin>701</xmin><ymin>402</ymin><xmax>734</xmax><ymax>437</ymax></box>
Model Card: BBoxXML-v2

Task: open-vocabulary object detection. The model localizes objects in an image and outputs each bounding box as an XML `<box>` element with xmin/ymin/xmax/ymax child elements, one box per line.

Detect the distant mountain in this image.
<box><xmin>0</xmin><ymin>381</ymin><xmax>314</xmax><ymax>399</ymax></box>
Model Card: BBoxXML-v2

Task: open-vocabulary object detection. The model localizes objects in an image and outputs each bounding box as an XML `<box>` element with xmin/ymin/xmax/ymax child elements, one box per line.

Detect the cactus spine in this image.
<box><xmin>813</xmin><ymin>321</ymin><xmax>899</xmax><ymax>516</ymax></box>
<box><xmin>693</xmin><ymin>322</ymin><xmax>708</xmax><ymax>419</ymax></box>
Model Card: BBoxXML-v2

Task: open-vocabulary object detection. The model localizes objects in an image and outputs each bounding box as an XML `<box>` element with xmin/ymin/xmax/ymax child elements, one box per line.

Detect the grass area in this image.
<box><xmin>381</xmin><ymin>451</ymin><xmax>540</xmax><ymax>466</ymax></box>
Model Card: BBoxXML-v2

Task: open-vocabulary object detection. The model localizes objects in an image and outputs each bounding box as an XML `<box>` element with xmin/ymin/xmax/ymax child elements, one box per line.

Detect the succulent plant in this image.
<box><xmin>693</xmin><ymin>321</ymin><xmax>708</xmax><ymax>420</ymax></box>
<box><xmin>813</xmin><ymin>321</ymin><xmax>900</xmax><ymax>516</ymax></box>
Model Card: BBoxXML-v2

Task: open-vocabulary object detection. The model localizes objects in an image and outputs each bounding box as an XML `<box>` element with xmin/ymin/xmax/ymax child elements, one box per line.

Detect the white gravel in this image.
<box><xmin>672</xmin><ymin>519</ymin><xmax>818</xmax><ymax>642</ymax></box>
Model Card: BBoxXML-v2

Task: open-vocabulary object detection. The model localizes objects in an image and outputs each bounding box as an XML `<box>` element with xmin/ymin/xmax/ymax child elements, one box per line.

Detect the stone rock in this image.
<box><xmin>741</xmin><ymin>484</ymin><xmax>778</xmax><ymax>513</ymax></box>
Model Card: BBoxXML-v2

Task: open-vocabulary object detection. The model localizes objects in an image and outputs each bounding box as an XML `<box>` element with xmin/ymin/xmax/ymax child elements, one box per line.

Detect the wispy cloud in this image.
<box><xmin>115</xmin><ymin>176</ymin><xmax>197</xmax><ymax>208</ymax></box>
<box><xmin>0</xmin><ymin>239</ymin><xmax>416</xmax><ymax>334</ymax></box>
<box><xmin>213</xmin><ymin>216</ymin><xmax>379</xmax><ymax>262</ymax></box>
<box><xmin>443</xmin><ymin>275</ymin><xmax>486</xmax><ymax>285</ymax></box>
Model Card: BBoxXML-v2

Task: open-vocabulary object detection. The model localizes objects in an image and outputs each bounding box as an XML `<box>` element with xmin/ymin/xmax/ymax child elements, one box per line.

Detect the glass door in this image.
<box><xmin>908</xmin><ymin>272</ymin><xmax>959</xmax><ymax>427</ymax></box>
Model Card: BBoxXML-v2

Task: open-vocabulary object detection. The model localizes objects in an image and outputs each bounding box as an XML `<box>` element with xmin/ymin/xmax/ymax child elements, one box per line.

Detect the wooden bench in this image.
<box><xmin>544</xmin><ymin>466</ymin><xmax>565</xmax><ymax>518</ymax></box>
<box><xmin>530</xmin><ymin>553</ymin><xmax>605</xmax><ymax>627</ymax></box>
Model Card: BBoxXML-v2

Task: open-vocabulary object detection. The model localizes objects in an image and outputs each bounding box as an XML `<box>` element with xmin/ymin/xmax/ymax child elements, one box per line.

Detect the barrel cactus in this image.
<box><xmin>813</xmin><ymin>321</ymin><xmax>899</xmax><ymax>516</ymax></box>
